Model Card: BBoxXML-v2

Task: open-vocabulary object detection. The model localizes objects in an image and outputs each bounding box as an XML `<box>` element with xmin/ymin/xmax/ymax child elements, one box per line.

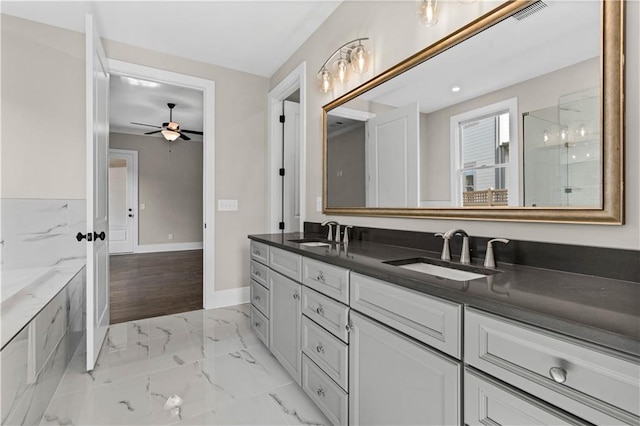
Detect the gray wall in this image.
<box><xmin>110</xmin><ymin>132</ymin><xmax>203</xmax><ymax>245</ymax></box>
<box><xmin>327</xmin><ymin>124</ymin><xmax>366</xmax><ymax>207</ymax></box>
<box><xmin>269</xmin><ymin>0</ymin><xmax>640</xmax><ymax>250</ymax></box>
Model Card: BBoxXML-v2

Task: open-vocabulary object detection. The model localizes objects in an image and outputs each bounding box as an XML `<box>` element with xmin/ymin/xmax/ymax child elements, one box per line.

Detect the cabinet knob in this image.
<box><xmin>549</xmin><ymin>367</ymin><xmax>567</xmax><ymax>383</ymax></box>
<box><xmin>254</xmin><ymin>295</ymin><xmax>261</xmax><ymax>302</ymax></box>
<box><xmin>254</xmin><ymin>322</ymin><xmax>261</xmax><ymax>328</ymax></box>
<box><xmin>345</xmin><ymin>323</ymin><xmax>352</xmax><ymax>333</ymax></box>
<box><xmin>293</xmin><ymin>292</ymin><xmax>300</xmax><ymax>300</ymax></box>
<box><xmin>316</xmin><ymin>344</ymin><xmax>324</xmax><ymax>354</ymax></box>
<box><xmin>317</xmin><ymin>272</ymin><xmax>325</xmax><ymax>282</ymax></box>
<box><xmin>316</xmin><ymin>387</ymin><xmax>325</xmax><ymax>397</ymax></box>
<box><xmin>316</xmin><ymin>306</ymin><xmax>324</xmax><ymax>315</ymax></box>
<box><xmin>255</xmin><ymin>271</ymin><xmax>261</xmax><ymax>277</ymax></box>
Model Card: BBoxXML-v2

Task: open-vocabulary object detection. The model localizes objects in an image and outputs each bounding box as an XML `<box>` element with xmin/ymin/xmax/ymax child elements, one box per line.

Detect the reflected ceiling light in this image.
<box><xmin>161</xmin><ymin>129</ymin><xmax>180</xmax><ymax>142</ymax></box>
<box><xmin>317</xmin><ymin>37</ymin><xmax>371</xmax><ymax>93</ymax></box>
<box><xmin>451</xmin><ymin>86</ymin><xmax>461</xmax><ymax>93</ymax></box>
<box><xmin>416</xmin><ymin>0</ymin><xmax>438</xmax><ymax>27</ymax></box>
<box><xmin>122</xmin><ymin>76</ymin><xmax>159</xmax><ymax>88</ymax></box>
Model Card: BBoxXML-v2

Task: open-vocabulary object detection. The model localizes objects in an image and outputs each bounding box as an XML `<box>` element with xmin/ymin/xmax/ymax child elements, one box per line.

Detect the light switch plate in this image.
<box><xmin>218</xmin><ymin>199</ymin><xmax>238</xmax><ymax>211</ymax></box>
<box><xmin>316</xmin><ymin>196</ymin><xmax>322</xmax><ymax>212</ymax></box>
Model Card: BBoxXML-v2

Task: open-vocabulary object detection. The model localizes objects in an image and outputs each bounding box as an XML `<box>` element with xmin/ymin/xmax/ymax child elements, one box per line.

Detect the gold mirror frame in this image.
<box><xmin>322</xmin><ymin>0</ymin><xmax>624</xmax><ymax>224</ymax></box>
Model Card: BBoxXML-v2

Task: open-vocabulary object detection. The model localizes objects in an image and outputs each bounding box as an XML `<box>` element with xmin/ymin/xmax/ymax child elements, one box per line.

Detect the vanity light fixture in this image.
<box><xmin>416</xmin><ymin>0</ymin><xmax>438</xmax><ymax>27</ymax></box>
<box><xmin>317</xmin><ymin>37</ymin><xmax>371</xmax><ymax>93</ymax></box>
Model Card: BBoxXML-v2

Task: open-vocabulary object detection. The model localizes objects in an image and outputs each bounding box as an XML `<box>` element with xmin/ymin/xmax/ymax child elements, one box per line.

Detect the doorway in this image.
<box><xmin>106</xmin><ymin>59</ymin><xmax>216</xmax><ymax>322</ymax></box>
<box><xmin>108</xmin><ymin>149</ymin><xmax>138</xmax><ymax>254</ymax></box>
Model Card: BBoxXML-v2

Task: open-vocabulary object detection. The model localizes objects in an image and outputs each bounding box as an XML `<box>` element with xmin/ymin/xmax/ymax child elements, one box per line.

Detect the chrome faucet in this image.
<box><xmin>484</xmin><ymin>238</ymin><xmax>509</xmax><ymax>268</ymax></box>
<box><xmin>434</xmin><ymin>233</ymin><xmax>451</xmax><ymax>261</ymax></box>
<box><xmin>342</xmin><ymin>225</ymin><xmax>354</xmax><ymax>245</ymax></box>
<box><xmin>321</xmin><ymin>220</ymin><xmax>340</xmax><ymax>243</ymax></box>
<box><xmin>443</xmin><ymin>228</ymin><xmax>471</xmax><ymax>264</ymax></box>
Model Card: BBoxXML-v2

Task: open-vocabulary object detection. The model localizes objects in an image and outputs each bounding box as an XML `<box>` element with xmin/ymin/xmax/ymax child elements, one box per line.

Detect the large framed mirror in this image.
<box><xmin>323</xmin><ymin>0</ymin><xmax>624</xmax><ymax>224</ymax></box>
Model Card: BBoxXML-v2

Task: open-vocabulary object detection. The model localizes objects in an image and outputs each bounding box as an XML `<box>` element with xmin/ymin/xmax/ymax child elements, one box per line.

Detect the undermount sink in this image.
<box><xmin>384</xmin><ymin>257</ymin><xmax>498</xmax><ymax>281</ymax></box>
<box><xmin>288</xmin><ymin>238</ymin><xmax>332</xmax><ymax>248</ymax></box>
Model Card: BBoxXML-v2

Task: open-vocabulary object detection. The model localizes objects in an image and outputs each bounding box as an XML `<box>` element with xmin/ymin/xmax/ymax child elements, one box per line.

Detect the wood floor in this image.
<box><xmin>109</xmin><ymin>250</ymin><xmax>203</xmax><ymax>324</ymax></box>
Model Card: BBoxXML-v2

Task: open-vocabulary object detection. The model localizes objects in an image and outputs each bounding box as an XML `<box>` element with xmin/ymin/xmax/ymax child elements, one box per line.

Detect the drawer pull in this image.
<box><xmin>317</xmin><ymin>272</ymin><xmax>325</xmax><ymax>282</ymax></box>
<box><xmin>345</xmin><ymin>323</ymin><xmax>352</xmax><ymax>333</ymax></box>
<box><xmin>316</xmin><ymin>344</ymin><xmax>325</xmax><ymax>354</ymax></box>
<box><xmin>316</xmin><ymin>387</ymin><xmax>325</xmax><ymax>397</ymax></box>
<box><xmin>254</xmin><ymin>322</ymin><xmax>261</xmax><ymax>328</ymax></box>
<box><xmin>316</xmin><ymin>306</ymin><xmax>324</xmax><ymax>315</ymax></box>
<box><xmin>255</xmin><ymin>271</ymin><xmax>261</xmax><ymax>277</ymax></box>
<box><xmin>253</xmin><ymin>295</ymin><xmax>261</xmax><ymax>302</ymax></box>
<box><xmin>549</xmin><ymin>367</ymin><xmax>567</xmax><ymax>383</ymax></box>
<box><xmin>253</xmin><ymin>249</ymin><xmax>261</xmax><ymax>256</ymax></box>
<box><xmin>293</xmin><ymin>292</ymin><xmax>300</xmax><ymax>300</ymax></box>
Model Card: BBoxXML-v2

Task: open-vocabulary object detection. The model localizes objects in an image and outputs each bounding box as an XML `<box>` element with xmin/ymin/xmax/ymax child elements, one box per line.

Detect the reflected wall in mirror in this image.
<box><xmin>323</xmin><ymin>0</ymin><xmax>624</xmax><ymax>223</ymax></box>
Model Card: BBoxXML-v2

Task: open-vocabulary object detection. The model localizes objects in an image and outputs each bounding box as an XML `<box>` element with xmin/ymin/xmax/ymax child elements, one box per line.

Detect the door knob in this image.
<box><xmin>76</xmin><ymin>232</ymin><xmax>92</xmax><ymax>242</ymax></box>
<box><xmin>93</xmin><ymin>231</ymin><xmax>106</xmax><ymax>241</ymax></box>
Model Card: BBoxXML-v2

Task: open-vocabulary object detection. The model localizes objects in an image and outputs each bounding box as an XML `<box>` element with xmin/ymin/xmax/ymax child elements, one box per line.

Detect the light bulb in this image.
<box><xmin>543</xmin><ymin>130</ymin><xmax>549</xmax><ymax>143</ymax></box>
<box><xmin>416</xmin><ymin>0</ymin><xmax>438</xmax><ymax>27</ymax></box>
<box><xmin>317</xmin><ymin>69</ymin><xmax>333</xmax><ymax>93</ymax></box>
<box><xmin>349</xmin><ymin>44</ymin><xmax>370</xmax><ymax>74</ymax></box>
<box><xmin>579</xmin><ymin>125</ymin><xmax>586</xmax><ymax>137</ymax></box>
<box><xmin>332</xmin><ymin>57</ymin><xmax>350</xmax><ymax>84</ymax></box>
<box><xmin>561</xmin><ymin>128</ymin><xmax>567</xmax><ymax>140</ymax></box>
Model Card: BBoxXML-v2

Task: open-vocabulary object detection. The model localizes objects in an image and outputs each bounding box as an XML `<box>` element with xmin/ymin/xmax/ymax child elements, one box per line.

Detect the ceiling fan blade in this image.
<box><xmin>178</xmin><ymin>132</ymin><xmax>191</xmax><ymax>141</ymax></box>
<box><xmin>180</xmin><ymin>129</ymin><xmax>204</xmax><ymax>135</ymax></box>
<box><xmin>144</xmin><ymin>130</ymin><xmax>161</xmax><ymax>135</ymax></box>
<box><xmin>131</xmin><ymin>122</ymin><xmax>161</xmax><ymax>129</ymax></box>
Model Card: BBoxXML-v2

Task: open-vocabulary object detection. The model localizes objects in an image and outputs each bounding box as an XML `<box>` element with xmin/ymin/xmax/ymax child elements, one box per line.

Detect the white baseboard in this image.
<box><xmin>207</xmin><ymin>286</ymin><xmax>250</xmax><ymax>309</ymax></box>
<box><xmin>135</xmin><ymin>242</ymin><xmax>203</xmax><ymax>254</ymax></box>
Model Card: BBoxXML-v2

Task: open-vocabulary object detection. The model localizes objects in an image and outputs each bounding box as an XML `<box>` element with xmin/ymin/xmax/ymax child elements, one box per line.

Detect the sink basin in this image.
<box><xmin>288</xmin><ymin>238</ymin><xmax>332</xmax><ymax>248</ymax></box>
<box><xmin>384</xmin><ymin>257</ymin><xmax>497</xmax><ymax>281</ymax></box>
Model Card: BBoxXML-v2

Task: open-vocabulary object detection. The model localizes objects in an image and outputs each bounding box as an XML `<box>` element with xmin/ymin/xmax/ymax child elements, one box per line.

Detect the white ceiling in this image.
<box><xmin>1</xmin><ymin>0</ymin><xmax>342</xmax><ymax>78</ymax></box>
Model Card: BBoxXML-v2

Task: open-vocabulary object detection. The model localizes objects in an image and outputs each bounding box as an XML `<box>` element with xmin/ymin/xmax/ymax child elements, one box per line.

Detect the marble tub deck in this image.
<box><xmin>41</xmin><ymin>304</ymin><xmax>331</xmax><ymax>425</ymax></box>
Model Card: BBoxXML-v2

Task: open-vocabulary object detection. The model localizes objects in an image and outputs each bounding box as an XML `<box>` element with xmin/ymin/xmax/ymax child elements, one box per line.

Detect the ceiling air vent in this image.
<box><xmin>512</xmin><ymin>1</ymin><xmax>548</xmax><ymax>21</ymax></box>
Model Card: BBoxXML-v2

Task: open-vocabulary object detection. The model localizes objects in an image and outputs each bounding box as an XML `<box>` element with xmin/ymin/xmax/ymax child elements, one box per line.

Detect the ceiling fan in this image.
<box><xmin>131</xmin><ymin>103</ymin><xmax>203</xmax><ymax>141</ymax></box>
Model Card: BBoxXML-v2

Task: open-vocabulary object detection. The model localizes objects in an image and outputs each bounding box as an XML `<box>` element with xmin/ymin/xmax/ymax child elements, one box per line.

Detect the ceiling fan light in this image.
<box><xmin>161</xmin><ymin>129</ymin><xmax>180</xmax><ymax>142</ymax></box>
<box><xmin>167</xmin><ymin>121</ymin><xmax>180</xmax><ymax>131</ymax></box>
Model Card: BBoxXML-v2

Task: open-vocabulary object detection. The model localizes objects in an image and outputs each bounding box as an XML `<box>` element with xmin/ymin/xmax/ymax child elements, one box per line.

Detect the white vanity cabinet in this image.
<box><xmin>465</xmin><ymin>308</ymin><xmax>640</xmax><ymax>425</ymax></box>
<box><xmin>269</xmin><ymin>270</ymin><xmax>302</xmax><ymax>385</ymax></box>
<box><xmin>349</xmin><ymin>311</ymin><xmax>461</xmax><ymax>425</ymax></box>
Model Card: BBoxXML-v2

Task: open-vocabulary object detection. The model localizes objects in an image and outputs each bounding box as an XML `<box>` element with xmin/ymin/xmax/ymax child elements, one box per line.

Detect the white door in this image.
<box><xmin>108</xmin><ymin>149</ymin><xmax>137</xmax><ymax>254</ymax></box>
<box><xmin>366</xmin><ymin>102</ymin><xmax>420</xmax><ymax>207</ymax></box>
<box><xmin>85</xmin><ymin>13</ymin><xmax>110</xmax><ymax>371</ymax></box>
<box><xmin>349</xmin><ymin>312</ymin><xmax>461</xmax><ymax>425</ymax></box>
<box><xmin>283</xmin><ymin>100</ymin><xmax>300</xmax><ymax>232</ymax></box>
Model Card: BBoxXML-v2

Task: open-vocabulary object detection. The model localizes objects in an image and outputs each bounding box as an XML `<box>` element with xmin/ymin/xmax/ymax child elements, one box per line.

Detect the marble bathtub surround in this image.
<box><xmin>304</xmin><ymin>222</ymin><xmax>640</xmax><ymax>282</ymax></box>
<box><xmin>43</xmin><ymin>304</ymin><xmax>331</xmax><ymax>425</ymax></box>
<box><xmin>1</xmin><ymin>268</ymin><xmax>85</xmax><ymax>426</ymax></box>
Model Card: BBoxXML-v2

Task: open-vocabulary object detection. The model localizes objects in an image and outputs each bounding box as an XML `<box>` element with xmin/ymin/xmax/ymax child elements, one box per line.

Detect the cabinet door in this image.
<box><xmin>269</xmin><ymin>270</ymin><xmax>302</xmax><ymax>385</ymax></box>
<box><xmin>349</xmin><ymin>312</ymin><xmax>461</xmax><ymax>425</ymax></box>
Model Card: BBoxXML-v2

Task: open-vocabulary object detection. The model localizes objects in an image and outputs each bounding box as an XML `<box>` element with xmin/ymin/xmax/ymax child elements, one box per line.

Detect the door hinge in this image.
<box><xmin>279</xmin><ymin>168</ymin><xmax>285</xmax><ymax>176</ymax></box>
<box><xmin>279</xmin><ymin>222</ymin><xmax>285</xmax><ymax>230</ymax></box>
<box><xmin>204</xmin><ymin>223</ymin><xmax>207</xmax><ymax>229</ymax></box>
<box><xmin>279</xmin><ymin>115</ymin><xmax>285</xmax><ymax>123</ymax></box>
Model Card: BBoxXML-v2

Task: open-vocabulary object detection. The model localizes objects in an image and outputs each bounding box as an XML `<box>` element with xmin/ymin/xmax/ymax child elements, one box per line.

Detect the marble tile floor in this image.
<box><xmin>40</xmin><ymin>304</ymin><xmax>331</xmax><ymax>425</ymax></box>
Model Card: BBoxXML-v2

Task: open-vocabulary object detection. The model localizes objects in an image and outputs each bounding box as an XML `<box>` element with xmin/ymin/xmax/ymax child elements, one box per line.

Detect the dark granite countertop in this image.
<box><xmin>249</xmin><ymin>232</ymin><xmax>640</xmax><ymax>358</ymax></box>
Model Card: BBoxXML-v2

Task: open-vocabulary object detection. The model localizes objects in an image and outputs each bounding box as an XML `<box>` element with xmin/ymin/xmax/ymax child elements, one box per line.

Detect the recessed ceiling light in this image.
<box><xmin>451</xmin><ymin>86</ymin><xmax>461</xmax><ymax>93</ymax></box>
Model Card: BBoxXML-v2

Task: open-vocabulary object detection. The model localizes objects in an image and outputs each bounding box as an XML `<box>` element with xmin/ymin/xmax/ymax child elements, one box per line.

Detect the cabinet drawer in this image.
<box><xmin>465</xmin><ymin>369</ymin><xmax>587</xmax><ymax>426</ymax></box>
<box><xmin>250</xmin><ymin>305</ymin><xmax>269</xmax><ymax>347</ymax></box>
<box><xmin>302</xmin><ymin>286</ymin><xmax>349</xmax><ymax>343</ymax></box>
<box><xmin>270</xmin><ymin>247</ymin><xmax>302</xmax><ymax>282</ymax></box>
<box><xmin>250</xmin><ymin>241</ymin><xmax>269</xmax><ymax>266</ymax></box>
<box><xmin>250</xmin><ymin>279</ymin><xmax>269</xmax><ymax>317</ymax></box>
<box><xmin>350</xmin><ymin>272</ymin><xmax>461</xmax><ymax>359</ymax></box>
<box><xmin>301</xmin><ymin>316</ymin><xmax>348</xmax><ymax>390</ymax></box>
<box><xmin>302</xmin><ymin>258</ymin><xmax>349</xmax><ymax>304</ymax></box>
<box><xmin>250</xmin><ymin>260</ymin><xmax>269</xmax><ymax>288</ymax></box>
<box><xmin>465</xmin><ymin>308</ymin><xmax>640</xmax><ymax>425</ymax></box>
<box><xmin>302</xmin><ymin>354</ymin><xmax>348</xmax><ymax>426</ymax></box>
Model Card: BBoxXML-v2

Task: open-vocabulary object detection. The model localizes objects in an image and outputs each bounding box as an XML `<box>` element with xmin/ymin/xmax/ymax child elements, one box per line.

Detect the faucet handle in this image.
<box><xmin>343</xmin><ymin>226</ymin><xmax>354</xmax><ymax>244</ymax></box>
<box><xmin>484</xmin><ymin>238</ymin><xmax>510</xmax><ymax>268</ymax></box>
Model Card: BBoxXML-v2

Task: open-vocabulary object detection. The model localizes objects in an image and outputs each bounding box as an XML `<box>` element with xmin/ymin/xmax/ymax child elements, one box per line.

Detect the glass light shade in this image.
<box><xmin>161</xmin><ymin>129</ymin><xmax>180</xmax><ymax>141</ymax></box>
<box><xmin>332</xmin><ymin>57</ymin><xmax>350</xmax><ymax>84</ymax></box>
<box><xmin>416</xmin><ymin>0</ymin><xmax>438</xmax><ymax>27</ymax></box>
<box><xmin>317</xmin><ymin>69</ymin><xmax>333</xmax><ymax>93</ymax></box>
<box><xmin>349</xmin><ymin>45</ymin><xmax>370</xmax><ymax>74</ymax></box>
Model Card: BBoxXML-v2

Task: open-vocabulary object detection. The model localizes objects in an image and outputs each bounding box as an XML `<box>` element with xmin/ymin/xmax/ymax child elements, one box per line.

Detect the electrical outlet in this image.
<box><xmin>168</xmin><ymin>233</ymin><xmax>173</xmax><ymax>240</ymax></box>
<box><xmin>218</xmin><ymin>199</ymin><xmax>238</xmax><ymax>211</ymax></box>
<box><xmin>316</xmin><ymin>196</ymin><xmax>322</xmax><ymax>212</ymax></box>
